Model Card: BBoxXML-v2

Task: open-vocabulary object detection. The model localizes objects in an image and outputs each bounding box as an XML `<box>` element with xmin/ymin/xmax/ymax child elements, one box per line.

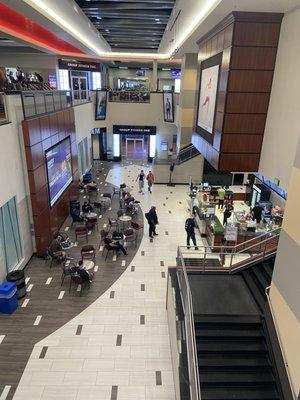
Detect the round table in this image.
<box><xmin>118</xmin><ymin>215</ymin><xmax>132</xmax><ymax>230</ymax></box>
<box><xmin>83</xmin><ymin>260</ymin><xmax>95</xmax><ymax>271</ymax></box>
<box><xmin>86</xmin><ymin>212</ymin><xmax>97</xmax><ymax>220</ymax></box>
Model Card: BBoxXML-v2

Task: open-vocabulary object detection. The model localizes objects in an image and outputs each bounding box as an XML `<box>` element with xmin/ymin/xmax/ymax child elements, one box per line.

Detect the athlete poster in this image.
<box><xmin>197</xmin><ymin>65</ymin><xmax>219</xmax><ymax>133</ymax></box>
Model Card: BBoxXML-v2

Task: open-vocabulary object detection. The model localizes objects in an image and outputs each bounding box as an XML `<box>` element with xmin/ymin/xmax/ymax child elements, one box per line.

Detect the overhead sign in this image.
<box><xmin>225</xmin><ymin>226</ymin><xmax>238</xmax><ymax>242</ymax></box>
<box><xmin>58</xmin><ymin>59</ymin><xmax>101</xmax><ymax>72</ymax></box>
<box><xmin>113</xmin><ymin>125</ymin><xmax>156</xmax><ymax>135</ymax></box>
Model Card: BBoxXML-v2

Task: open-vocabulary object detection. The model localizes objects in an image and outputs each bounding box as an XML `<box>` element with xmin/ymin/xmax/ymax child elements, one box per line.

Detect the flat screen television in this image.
<box><xmin>45</xmin><ymin>137</ymin><xmax>73</xmax><ymax>207</ymax></box>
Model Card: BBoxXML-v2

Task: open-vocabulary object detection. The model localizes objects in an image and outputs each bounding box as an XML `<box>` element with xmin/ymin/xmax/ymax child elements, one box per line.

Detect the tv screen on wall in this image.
<box><xmin>45</xmin><ymin>137</ymin><xmax>73</xmax><ymax>207</ymax></box>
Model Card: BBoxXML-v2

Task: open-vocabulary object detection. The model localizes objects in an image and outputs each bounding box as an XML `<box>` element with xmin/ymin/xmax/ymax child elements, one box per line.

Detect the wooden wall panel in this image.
<box><xmin>195</xmin><ymin>11</ymin><xmax>283</xmax><ymax>172</ymax></box>
<box><xmin>22</xmin><ymin>108</ymin><xmax>79</xmax><ymax>256</ymax></box>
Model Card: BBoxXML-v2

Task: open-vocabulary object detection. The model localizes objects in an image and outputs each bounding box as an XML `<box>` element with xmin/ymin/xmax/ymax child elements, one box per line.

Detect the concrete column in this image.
<box><xmin>178</xmin><ymin>53</ymin><xmax>198</xmax><ymax>148</ymax></box>
<box><xmin>151</xmin><ymin>60</ymin><xmax>158</xmax><ymax>92</ymax></box>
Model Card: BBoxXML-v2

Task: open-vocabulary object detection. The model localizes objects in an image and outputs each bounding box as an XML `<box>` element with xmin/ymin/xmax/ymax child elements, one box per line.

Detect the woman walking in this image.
<box><xmin>146</xmin><ymin>171</ymin><xmax>154</xmax><ymax>193</ymax></box>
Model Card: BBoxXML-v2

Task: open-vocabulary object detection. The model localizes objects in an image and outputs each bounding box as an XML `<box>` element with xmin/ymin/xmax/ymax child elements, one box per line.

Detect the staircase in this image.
<box><xmin>195</xmin><ymin>314</ymin><xmax>281</xmax><ymax>399</ymax></box>
<box><xmin>241</xmin><ymin>257</ymin><xmax>275</xmax><ymax>313</ymax></box>
<box><xmin>177</xmin><ymin>143</ymin><xmax>200</xmax><ymax>164</ymax></box>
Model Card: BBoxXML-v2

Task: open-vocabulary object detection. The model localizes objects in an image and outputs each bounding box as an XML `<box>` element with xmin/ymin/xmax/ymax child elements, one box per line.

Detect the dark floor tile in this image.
<box><xmin>116</xmin><ymin>335</ymin><xmax>122</xmax><ymax>346</ymax></box>
<box><xmin>140</xmin><ymin>315</ymin><xmax>145</xmax><ymax>325</ymax></box>
<box><xmin>141</xmin><ymin>251</ymin><xmax>145</xmax><ymax>256</ymax></box>
<box><xmin>111</xmin><ymin>385</ymin><xmax>118</xmax><ymax>400</ymax></box>
<box><xmin>156</xmin><ymin>371</ymin><xmax>162</xmax><ymax>385</ymax></box>
<box><xmin>160</xmin><ymin>261</ymin><xmax>164</xmax><ymax>266</ymax></box>
<box><xmin>131</xmin><ymin>266</ymin><xmax>135</xmax><ymax>272</ymax></box>
<box><xmin>110</xmin><ymin>291</ymin><xmax>115</xmax><ymax>299</ymax></box>
<box><xmin>161</xmin><ymin>272</ymin><xmax>166</xmax><ymax>278</ymax></box>
<box><xmin>76</xmin><ymin>325</ymin><xmax>83</xmax><ymax>336</ymax></box>
<box><xmin>141</xmin><ymin>284</ymin><xmax>145</xmax><ymax>291</ymax></box>
<box><xmin>39</xmin><ymin>346</ymin><xmax>48</xmax><ymax>359</ymax></box>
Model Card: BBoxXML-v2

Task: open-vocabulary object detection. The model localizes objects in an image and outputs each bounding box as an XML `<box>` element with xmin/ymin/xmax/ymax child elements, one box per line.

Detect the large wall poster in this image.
<box><xmin>163</xmin><ymin>92</ymin><xmax>174</xmax><ymax>123</ymax></box>
<box><xmin>95</xmin><ymin>90</ymin><xmax>107</xmax><ymax>120</ymax></box>
<box><xmin>197</xmin><ymin>65</ymin><xmax>220</xmax><ymax>133</ymax></box>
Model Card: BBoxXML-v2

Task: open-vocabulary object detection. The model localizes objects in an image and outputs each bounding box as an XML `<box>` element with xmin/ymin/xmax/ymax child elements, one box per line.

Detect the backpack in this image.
<box><xmin>145</xmin><ymin>212</ymin><xmax>149</xmax><ymax>220</ymax></box>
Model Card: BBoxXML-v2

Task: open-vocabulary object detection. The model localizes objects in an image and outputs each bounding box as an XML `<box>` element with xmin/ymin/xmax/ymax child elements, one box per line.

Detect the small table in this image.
<box><xmin>86</xmin><ymin>212</ymin><xmax>97</xmax><ymax>220</ymax></box>
<box><xmin>83</xmin><ymin>260</ymin><xmax>95</xmax><ymax>271</ymax></box>
<box><xmin>118</xmin><ymin>215</ymin><xmax>132</xmax><ymax>230</ymax></box>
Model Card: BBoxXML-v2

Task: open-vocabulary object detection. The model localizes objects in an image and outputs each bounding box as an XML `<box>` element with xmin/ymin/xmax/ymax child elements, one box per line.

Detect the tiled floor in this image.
<box><xmin>2</xmin><ymin>161</ymin><xmax>205</xmax><ymax>400</ymax></box>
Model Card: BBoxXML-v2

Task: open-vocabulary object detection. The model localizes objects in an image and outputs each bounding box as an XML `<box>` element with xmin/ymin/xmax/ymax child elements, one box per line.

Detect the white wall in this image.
<box><xmin>0</xmin><ymin>95</ymin><xmax>33</xmax><ymax>282</ymax></box>
<box><xmin>108</xmin><ymin>68</ymin><xmax>178</xmax><ymax>89</ymax></box>
<box><xmin>259</xmin><ymin>7</ymin><xmax>300</xmax><ymax>191</ymax></box>
<box><xmin>95</xmin><ymin>93</ymin><xmax>178</xmax><ymax>159</ymax></box>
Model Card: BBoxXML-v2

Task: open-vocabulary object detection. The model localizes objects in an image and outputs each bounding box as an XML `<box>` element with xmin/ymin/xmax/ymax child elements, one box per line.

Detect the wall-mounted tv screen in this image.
<box><xmin>45</xmin><ymin>137</ymin><xmax>73</xmax><ymax>207</ymax></box>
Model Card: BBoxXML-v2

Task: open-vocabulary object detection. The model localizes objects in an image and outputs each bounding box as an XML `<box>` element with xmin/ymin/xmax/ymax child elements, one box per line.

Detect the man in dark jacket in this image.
<box><xmin>185</xmin><ymin>216</ymin><xmax>198</xmax><ymax>249</ymax></box>
<box><xmin>145</xmin><ymin>206</ymin><xmax>158</xmax><ymax>238</ymax></box>
<box><xmin>252</xmin><ymin>202</ymin><xmax>263</xmax><ymax>223</ymax></box>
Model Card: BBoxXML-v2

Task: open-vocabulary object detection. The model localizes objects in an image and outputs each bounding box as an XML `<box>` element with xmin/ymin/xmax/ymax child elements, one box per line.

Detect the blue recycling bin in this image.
<box><xmin>0</xmin><ymin>282</ymin><xmax>18</xmax><ymax>314</ymax></box>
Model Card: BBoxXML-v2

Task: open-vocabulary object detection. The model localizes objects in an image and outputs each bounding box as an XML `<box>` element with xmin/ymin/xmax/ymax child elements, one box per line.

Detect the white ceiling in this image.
<box><xmin>2</xmin><ymin>0</ymin><xmax>300</xmax><ymax>60</ymax></box>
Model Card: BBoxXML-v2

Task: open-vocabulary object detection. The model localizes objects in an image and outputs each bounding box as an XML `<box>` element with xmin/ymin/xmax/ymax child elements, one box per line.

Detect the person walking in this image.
<box><xmin>146</xmin><ymin>171</ymin><xmax>154</xmax><ymax>193</ymax></box>
<box><xmin>136</xmin><ymin>170</ymin><xmax>145</xmax><ymax>193</ymax></box>
<box><xmin>223</xmin><ymin>204</ymin><xmax>234</xmax><ymax>225</ymax></box>
<box><xmin>185</xmin><ymin>216</ymin><xmax>198</xmax><ymax>249</ymax></box>
<box><xmin>145</xmin><ymin>206</ymin><xmax>158</xmax><ymax>238</ymax></box>
<box><xmin>252</xmin><ymin>202</ymin><xmax>263</xmax><ymax>224</ymax></box>
<box><xmin>217</xmin><ymin>186</ymin><xmax>226</xmax><ymax>209</ymax></box>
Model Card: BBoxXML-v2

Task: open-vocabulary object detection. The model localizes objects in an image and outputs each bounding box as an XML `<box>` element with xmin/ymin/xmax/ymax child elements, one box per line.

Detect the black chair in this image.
<box><xmin>103</xmin><ymin>244</ymin><xmax>116</xmax><ymax>260</ymax></box>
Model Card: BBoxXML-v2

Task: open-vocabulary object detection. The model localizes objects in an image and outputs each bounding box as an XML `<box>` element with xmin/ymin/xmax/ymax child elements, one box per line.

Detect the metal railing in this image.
<box><xmin>178</xmin><ymin>145</ymin><xmax>200</xmax><ymax>164</ymax></box>
<box><xmin>108</xmin><ymin>90</ymin><xmax>150</xmax><ymax>103</ymax></box>
<box><xmin>0</xmin><ymin>92</ymin><xmax>9</xmax><ymax>124</ymax></box>
<box><xmin>176</xmin><ymin>250</ymin><xmax>201</xmax><ymax>400</ymax></box>
<box><xmin>265</xmin><ymin>287</ymin><xmax>297</xmax><ymax>400</ymax></box>
<box><xmin>178</xmin><ymin>227</ymin><xmax>281</xmax><ymax>272</ymax></box>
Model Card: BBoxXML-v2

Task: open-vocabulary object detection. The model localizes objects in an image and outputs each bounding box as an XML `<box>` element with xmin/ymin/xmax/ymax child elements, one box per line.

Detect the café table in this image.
<box><xmin>118</xmin><ymin>214</ymin><xmax>132</xmax><ymax>230</ymax></box>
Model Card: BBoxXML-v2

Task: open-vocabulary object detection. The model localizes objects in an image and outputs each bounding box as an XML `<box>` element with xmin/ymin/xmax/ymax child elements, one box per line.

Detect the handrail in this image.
<box><xmin>177</xmin><ymin>249</ymin><xmax>201</xmax><ymax>399</ymax></box>
<box><xmin>266</xmin><ymin>287</ymin><xmax>297</xmax><ymax>399</ymax></box>
<box><xmin>234</xmin><ymin>227</ymin><xmax>281</xmax><ymax>251</ymax></box>
<box><xmin>178</xmin><ymin>231</ymin><xmax>280</xmax><ymax>273</ymax></box>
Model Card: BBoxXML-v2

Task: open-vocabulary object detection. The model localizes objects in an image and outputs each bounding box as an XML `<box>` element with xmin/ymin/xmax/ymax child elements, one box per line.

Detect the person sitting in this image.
<box><xmin>70</xmin><ymin>260</ymin><xmax>93</xmax><ymax>283</ymax></box>
<box><xmin>49</xmin><ymin>236</ymin><xmax>67</xmax><ymax>261</ymax></box>
<box><xmin>71</xmin><ymin>207</ymin><xmax>84</xmax><ymax>222</ymax></box>
<box><xmin>82</xmin><ymin>201</ymin><xmax>93</xmax><ymax>214</ymax></box>
<box><xmin>53</xmin><ymin>231</ymin><xmax>72</xmax><ymax>249</ymax></box>
<box><xmin>124</xmin><ymin>193</ymin><xmax>135</xmax><ymax>204</ymax></box>
<box><xmin>104</xmin><ymin>232</ymin><xmax>127</xmax><ymax>256</ymax></box>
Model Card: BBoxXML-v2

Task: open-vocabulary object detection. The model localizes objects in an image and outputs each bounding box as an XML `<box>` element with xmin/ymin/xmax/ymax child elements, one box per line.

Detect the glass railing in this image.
<box><xmin>178</xmin><ymin>228</ymin><xmax>281</xmax><ymax>272</ymax></box>
<box><xmin>21</xmin><ymin>90</ymin><xmax>72</xmax><ymax>119</ymax></box>
<box><xmin>72</xmin><ymin>90</ymin><xmax>91</xmax><ymax>105</ymax></box>
<box><xmin>0</xmin><ymin>92</ymin><xmax>9</xmax><ymax>124</ymax></box>
<box><xmin>108</xmin><ymin>90</ymin><xmax>150</xmax><ymax>103</ymax></box>
<box><xmin>178</xmin><ymin>145</ymin><xmax>200</xmax><ymax>164</ymax></box>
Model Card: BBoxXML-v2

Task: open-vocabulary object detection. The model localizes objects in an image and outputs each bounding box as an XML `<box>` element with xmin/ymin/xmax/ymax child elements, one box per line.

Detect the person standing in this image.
<box><xmin>223</xmin><ymin>204</ymin><xmax>233</xmax><ymax>225</ymax></box>
<box><xmin>145</xmin><ymin>206</ymin><xmax>158</xmax><ymax>238</ymax></box>
<box><xmin>185</xmin><ymin>216</ymin><xmax>198</xmax><ymax>249</ymax></box>
<box><xmin>146</xmin><ymin>171</ymin><xmax>154</xmax><ymax>193</ymax></box>
<box><xmin>136</xmin><ymin>170</ymin><xmax>145</xmax><ymax>193</ymax></box>
<box><xmin>217</xmin><ymin>186</ymin><xmax>226</xmax><ymax>209</ymax></box>
<box><xmin>252</xmin><ymin>202</ymin><xmax>263</xmax><ymax>223</ymax></box>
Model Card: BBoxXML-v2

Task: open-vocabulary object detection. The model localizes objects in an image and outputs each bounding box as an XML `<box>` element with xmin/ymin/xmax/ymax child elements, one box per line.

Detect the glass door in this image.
<box><xmin>71</xmin><ymin>74</ymin><xmax>88</xmax><ymax>103</ymax></box>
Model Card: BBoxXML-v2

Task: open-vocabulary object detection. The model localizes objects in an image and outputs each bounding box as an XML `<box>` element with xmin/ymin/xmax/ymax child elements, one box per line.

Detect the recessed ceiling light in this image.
<box><xmin>96</xmin><ymin>16</ymin><xmax>102</xmax><ymax>20</ymax></box>
<box><xmin>105</xmin><ymin>29</ymin><xmax>109</xmax><ymax>32</ymax></box>
<box><xmin>155</xmin><ymin>18</ymin><xmax>160</xmax><ymax>22</ymax></box>
<box><xmin>73</xmin><ymin>5</ymin><xmax>78</xmax><ymax>13</ymax></box>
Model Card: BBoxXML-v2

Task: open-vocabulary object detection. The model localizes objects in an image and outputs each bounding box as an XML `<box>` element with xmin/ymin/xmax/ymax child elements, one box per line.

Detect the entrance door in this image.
<box><xmin>126</xmin><ymin>138</ymin><xmax>144</xmax><ymax>160</ymax></box>
<box><xmin>71</xmin><ymin>76</ymin><xmax>88</xmax><ymax>102</ymax></box>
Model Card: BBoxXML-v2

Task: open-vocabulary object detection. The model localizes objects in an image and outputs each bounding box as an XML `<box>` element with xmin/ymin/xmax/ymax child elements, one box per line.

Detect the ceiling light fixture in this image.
<box><xmin>155</xmin><ymin>18</ymin><xmax>160</xmax><ymax>22</ymax></box>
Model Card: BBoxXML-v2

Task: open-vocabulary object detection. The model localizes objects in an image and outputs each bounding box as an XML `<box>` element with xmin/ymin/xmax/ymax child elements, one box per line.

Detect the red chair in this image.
<box><xmin>81</xmin><ymin>245</ymin><xmax>96</xmax><ymax>261</ymax></box>
<box><xmin>131</xmin><ymin>221</ymin><xmax>143</xmax><ymax>238</ymax></box>
<box><xmin>69</xmin><ymin>274</ymin><xmax>90</xmax><ymax>296</ymax></box>
<box><xmin>103</xmin><ymin>244</ymin><xmax>116</xmax><ymax>260</ymax></box>
<box><xmin>87</xmin><ymin>217</ymin><xmax>98</xmax><ymax>231</ymax></box>
<box><xmin>75</xmin><ymin>225</ymin><xmax>88</xmax><ymax>243</ymax></box>
<box><xmin>123</xmin><ymin>228</ymin><xmax>136</xmax><ymax>248</ymax></box>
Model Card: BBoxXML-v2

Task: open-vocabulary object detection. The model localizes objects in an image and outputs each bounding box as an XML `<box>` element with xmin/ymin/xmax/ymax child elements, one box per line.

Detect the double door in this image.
<box><xmin>71</xmin><ymin>76</ymin><xmax>88</xmax><ymax>102</ymax></box>
<box><xmin>126</xmin><ymin>138</ymin><xmax>144</xmax><ymax>160</ymax></box>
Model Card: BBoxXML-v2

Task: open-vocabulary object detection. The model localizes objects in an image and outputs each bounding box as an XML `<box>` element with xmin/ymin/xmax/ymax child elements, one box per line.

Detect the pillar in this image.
<box><xmin>151</xmin><ymin>60</ymin><xmax>158</xmax><ymax>92</ymax></box>
<box><xmin>178</xmin><ymin>53</ymin><xmax>198</xmax><ymax>148</ymax></box>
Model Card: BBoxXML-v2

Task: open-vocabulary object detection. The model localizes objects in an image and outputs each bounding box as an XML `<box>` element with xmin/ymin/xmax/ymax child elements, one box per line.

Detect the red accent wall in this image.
<box><xmin>23</xmin><ymin>109</ymin><xmax>79</xmax><ymax>256</ymax></box>
<box><xmin>195</xmin><ymin>12</ymin><xmax>283</xmax><ymax>172</ymax></box>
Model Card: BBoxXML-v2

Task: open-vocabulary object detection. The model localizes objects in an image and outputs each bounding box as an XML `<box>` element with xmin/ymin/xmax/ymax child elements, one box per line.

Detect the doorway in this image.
<box><xmin>126</xmin><ymin>138</ymin><xmax>144</xmax><ymax>160</ymax></box>
<box><xmin>71</xmin><ymin>75</ymin><xmax>88</xmax><ymax>102</ymax></box>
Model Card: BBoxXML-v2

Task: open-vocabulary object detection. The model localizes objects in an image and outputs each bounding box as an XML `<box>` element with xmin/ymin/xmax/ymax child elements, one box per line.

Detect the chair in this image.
<box><xmin>60</xmin><ymin>262</ymin><xmax>74</xmax><ymax>286</ymax></box>
<box><xmin>94</xmin><ymin>201</ymin><xmax>102</xmax><ymax>214</ymax></box>
<box><xmin>86</xmin><ymin>217</ymin><xmax>98</xmax><ymax>231</ymax></box>
<box><xmin>131</xmin><ymin>221</ymin><xmax>143</xmax><ymax>238</ymax></box>
<box><xmin>123</xmin><ymin>228</ymin><xmax>136</xmax><ymax>248</ymax></box>
<box><xmin>46</xmin><ymin>248</ymin><xmax>63</xmax><ymax>269</ymax></box>
<box><xmin>81</xmin><ymin>245</ymin><xmax>96</xmax><ymax>261</ymax></box>
<box><xmin>108</xmin><ymin>217</ymin><xmax>118</xmax><ymax>232</ymax></box>
<box><xmin>75</xmin><ymin>225</ymin><xmax>88</xmax><ymax>243</ymax></box>
<box><xmin>103</xmin><ymin>244</ymin><xmax>116</xmax><ymax>260</ymax></box>
<box><xmin>69</xmin><ymin>274</ymin><xmax>90</xmax><ymax>296</ymax></box>
<box><xmin>102</xmin><ymin>193</ymin><xmax>112</xmax><ymax>205</ymax></box>
<box><xmin>112</xmin><ymin>187</ymin><xmax>121</xmax><ymax>199</ymax></box>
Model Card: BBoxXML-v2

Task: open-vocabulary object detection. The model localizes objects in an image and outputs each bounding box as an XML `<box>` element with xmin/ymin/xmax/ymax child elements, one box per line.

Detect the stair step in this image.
<box><xmin>242</xmin><ymin>271</ymin><xmax>266</xmax><ymax>312</ymax></box>
<box><xmin>200</xmin><ymin>386</ymin><xmax>279</xmax><ymax>400</ymax></box>
<box><xmin>196</xmin><ymin>328</ymin><xmax>264</xmax><ymax>338</ymax></box>
<box><xmin>262</xmin><ymin>262</ymin><xmax>274</xmax><ymax>279</ymax></box>
<box><xmin>198</xmin><ymin>355</ymin><xmax>271</xmax><ymax>369</ymax></box>
<box><xmin>251</xmin><ymin>267</ymin><xmax>270</xmax><ymax>293</ymax></box>
<box><xmin>197</xmin><ymin>341</ymin><xmax>267</xmax><ymax>354</ymax></box>
<box><xmin>194</xmin><ymin>314</ymin><xmax>262</xmax><ymax>325</ymax></box>
<box><xmin>200</xmin><ymin>371</ymin><xmax>275</xmax><ymax>386</ymax></box>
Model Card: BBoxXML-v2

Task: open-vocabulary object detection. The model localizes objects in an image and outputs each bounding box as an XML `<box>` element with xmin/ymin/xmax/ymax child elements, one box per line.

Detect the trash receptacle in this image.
<box><xmin>0</xmin><ymin>282</ymin><xmax>18</xmax><ymax>314</ymax></box>
<box><xmin>6</xmin><ymin>270</ymin><xmax>26</xmax><ymax>299</ymax></box>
